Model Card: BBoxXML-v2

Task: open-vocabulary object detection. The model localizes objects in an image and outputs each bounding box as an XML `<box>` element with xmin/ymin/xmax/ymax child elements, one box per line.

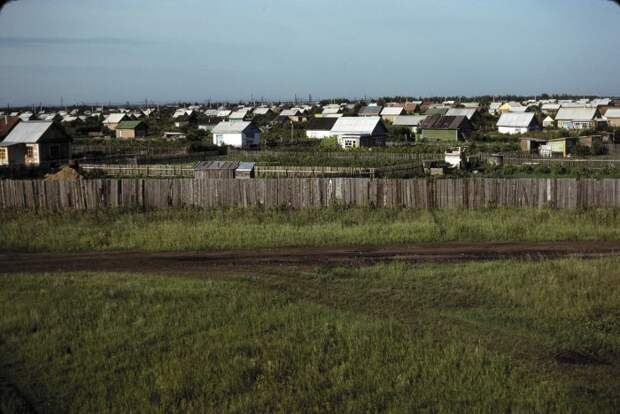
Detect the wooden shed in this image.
<box><xmin>194</xmin><ymin>161</ymin><xmax>239</xmax><ymax>179</ymax></box>
<box><xmin>235</xmin><ymin>162</ymin><xmax>256</xmax><ymax>179</ymax></box>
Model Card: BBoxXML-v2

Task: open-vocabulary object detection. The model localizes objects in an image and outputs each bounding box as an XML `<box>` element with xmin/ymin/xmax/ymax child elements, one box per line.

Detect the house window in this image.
<box><xmin>0</xmin><ymin>148</ymin><xmax>6</xmax><ymax>160</ymax></box>
<box><xmin>344</xmin><ymin>139</ymin><xmax>356</xmax><ymax>148</ymax></box>
<box><xmin>25</xmin><ymin>146</ymin><xmax>34</xmax><ymax>159</ymax></box>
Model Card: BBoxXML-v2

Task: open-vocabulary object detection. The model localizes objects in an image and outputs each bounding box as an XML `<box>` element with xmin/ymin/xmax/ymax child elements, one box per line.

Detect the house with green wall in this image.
<box><xmin>419</xmin><ymin>115</ymin><xmax>473</xmax><ymax>142</ymax></box>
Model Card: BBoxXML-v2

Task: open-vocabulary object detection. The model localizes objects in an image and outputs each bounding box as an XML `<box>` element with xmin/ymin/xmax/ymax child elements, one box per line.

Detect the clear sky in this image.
<box><xmin>1</xmin><ymin>0</ymin><xmax>619</xmax><ymax>106</ymax></box>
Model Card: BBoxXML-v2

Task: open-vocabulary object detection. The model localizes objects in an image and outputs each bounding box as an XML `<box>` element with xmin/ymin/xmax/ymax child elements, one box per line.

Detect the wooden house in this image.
<box><xmin>0</xmin><ymin>121</ymin><xmax>71</xmax><ymax>166</ymax></box>
<box><xmin>115</xmin><ymin>121</ymin><xmax>148</xmax><ymax>139</ymax></box>
<box><xmin>419</xmin><ymin>115</ymin><xmax>473</xmax><ymax>142</ymax></box>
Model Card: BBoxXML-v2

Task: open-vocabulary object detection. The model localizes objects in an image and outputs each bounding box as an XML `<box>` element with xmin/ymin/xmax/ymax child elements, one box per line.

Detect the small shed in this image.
<box><xmin>235</xmin><ymin>162</ymin><xmax>256</xmax><ymax>179</ymax></box>
<box><xmin>194</xmin><ymin>161</ymin><xmax>240</xmax><ymax>179</ymax></box>
<box><xmin>547</xmin><ymin>137</ymin><xmax>579</xmax><ymax>157</ymax></box>
<box><xmin>520</xmin><ymin>137</ymin><xmax>547</xmax><ymax>153</ymax></box>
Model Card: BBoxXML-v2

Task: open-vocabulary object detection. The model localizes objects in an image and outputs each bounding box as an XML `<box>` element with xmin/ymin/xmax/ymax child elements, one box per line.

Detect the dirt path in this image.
<box><xmin>1</xmin><ymin>241</ymin><xmax>620</xmax><ymax>274</ymax></box>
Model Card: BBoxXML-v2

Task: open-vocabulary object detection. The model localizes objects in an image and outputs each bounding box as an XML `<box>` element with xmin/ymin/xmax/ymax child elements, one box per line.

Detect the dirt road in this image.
<box><xmin>1</xmin><ymin>241</ymin><xmax>620</xmax><ymax>274</ymax></box>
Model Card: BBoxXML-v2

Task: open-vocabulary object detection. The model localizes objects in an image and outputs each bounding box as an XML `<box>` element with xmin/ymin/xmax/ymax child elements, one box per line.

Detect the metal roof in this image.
<box><xmin>421</xmin><ymin>115</ymin><xmax>468</xmax><ymax>130</ymax></box>
<box><xmin>446</xmin><ymin>108</ymin><xmax>477</xmax><ymax>120</ymax></box>
<box><xmin>236</xmin><ymin>162</ymin><xmax>256</xmax><ymax>172</ymax></box>
<box><xmin>331</xmin><ymin>117</ymin><xmax>383</xmax><ymax>134</ymax></box>
<box><xmin>392</xmin><ymin>115</ymin><xmax>428</xmax><ymax>126</ymax></box>
<box><xmin>555</xmin><ymin>108</ymin><xmax>597</xmax><ymax>121</ymax></box>
<box><xmin>2</xmin><ymin>121</ymin><xmax>54</xmax><ymax>144</ymax></box>
<box><xmin>604</xmin><ymin>108</ymin><xmax>620</xmax><ymax>118</ymax></box>
<box><xmin>194</xmin><ymin>161</ymin><xmax>240</xmax><ymax>171</ymax></box>
<box><xmin>280</xmin><ymin>109</ymin><xmax>300</xmax><ymax>117</ymax></box>
<box><xmin>172</xmin><ymin>108</ymin><xmax>193</xmax><ymax>119</ymax></box>
<box><xmin>358</xmin><ymin>106</ymin><xmax>382</xmax><ymax>116</ymax></box>
<box><xmin>116</xmin><ymin>120</ymin><xmax>145</xmax><ymax>129</ymax></box>
<box><xmin>380</xmin><ymin>107</ymin><xmax>404</xmax><ymax>116</ymax></box>
<box><xmin>322</xmin><ymin>106</ymin><xmax>342</xmax><ymax>114</ymax></box>
<box><xmin>497</xmin><ymin>112</ymin><xmax>536</xmax><ymax>128</ymax></box>
<box><xmin>542</xmin><ymin>103</ymin><xmax>561</xmax><ymax>111</ymax></box>
<box><xmin>212</xmin><ymin>121</ymin><xmax>254</xmax><ymax>134</ymax></box>
<box><xmin>306</xmin><ymin>117</ymin><xmax>338</xmax><ymax>131</ymax></box>
<box><xmin>425</xmin><ymin>107</ymin><xmax>449</xmax><ymax>116</ymax></box>
<box><xmin>230</xmin><ymin>109</ymin><xmax>249</xmax><ymax>119</ymax></box>
<box><xmin>104</xmin><ymin>113</ymin><xmax>127</xmax><ymax>124</ymax></box>
<box><xmin>253</xmin><ymin>107</ymin><xmax>271</xmax><ymax>115</ymax></box>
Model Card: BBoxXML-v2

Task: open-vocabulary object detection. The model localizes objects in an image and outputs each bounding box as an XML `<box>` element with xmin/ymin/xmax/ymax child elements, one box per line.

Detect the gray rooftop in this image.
<box><xmin>497</xmin><ymin>112</ymin><xmax>536</xmax><ymax>128</ymax></box>
<box><xmin>194</xmin><ymin>161</ymin><xmax>240</xmax><ymax>171</ymax></box>
<box><xmin>2</xmin><ymin>121</ymin><xmax>54</xmax><ymax>144</ymax></box>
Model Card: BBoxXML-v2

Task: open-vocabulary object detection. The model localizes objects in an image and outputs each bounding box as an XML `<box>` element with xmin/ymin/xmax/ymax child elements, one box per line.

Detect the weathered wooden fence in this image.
<box><xmin>255</xmin><ymin>165</ymin><xmax>377</xmax><ymax>178</ymax></box>
<box><xmin>2</xmin><ymin>178</ymin><xmax>620</xmax><ymax>210</ymax></box>
<box><xmin>80</xmin><ymin>164</ymin><xmax>195</xmax><ymax>177</ymax></box>
<box><xmin>501</xmin><ymin>158</ymin><xmax>620</xmax><ymax>169</ymax></box>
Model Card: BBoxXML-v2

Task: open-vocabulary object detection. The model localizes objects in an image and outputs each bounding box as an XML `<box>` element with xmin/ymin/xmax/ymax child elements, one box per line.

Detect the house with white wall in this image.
<box><xmin>329</xmin><ymin>117</ymin><xmax>387</xmax><ymax>149</ymax></box>
<box><xmin>305</xmin><ymin>118</ymin><xmax>338</xmax><ymax>139</ymax></box>
<box><xmin>497</xmin><ymin>113</ymin><xmax>540</xmax><ymax>135</ymax></box>
<box><xmin>212</xmin><ymin>121</ymin><xmax>260</xmax><ymax>148</ymax></box>
<box><xmin>0</xmin><ymin>121</ymin><xmax>72</xmax><ymax>166</ymax></box>
<box><xmin>555</xmin><ymin>108</ymin><xmax>604</xmax><ymax>130</ymax></box>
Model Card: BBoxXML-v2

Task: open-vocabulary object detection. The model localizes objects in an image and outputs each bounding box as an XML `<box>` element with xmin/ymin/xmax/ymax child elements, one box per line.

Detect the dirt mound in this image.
<box><xmin>45</xmin><ymin>166</ymin><xmax>82</xmax><ymax>181</ymax></box>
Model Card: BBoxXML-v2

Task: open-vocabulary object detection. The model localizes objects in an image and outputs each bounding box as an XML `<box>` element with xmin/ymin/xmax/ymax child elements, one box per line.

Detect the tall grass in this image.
<box><xmin>0</xmin><ymin>269</ymin><xmax>587</xmax><ymax>413</ymax></box>
<box><xmin>2</xmin><ymin>208</ymin><xmax>620</xmax><ymax>252</ymax></box>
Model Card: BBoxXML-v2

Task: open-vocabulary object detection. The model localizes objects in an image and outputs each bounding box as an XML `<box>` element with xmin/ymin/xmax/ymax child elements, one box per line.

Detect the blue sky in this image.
<box><xmin>1</xmin><ymin>0</ymin><xmax>619</xmax><ymax>105</ymax></box>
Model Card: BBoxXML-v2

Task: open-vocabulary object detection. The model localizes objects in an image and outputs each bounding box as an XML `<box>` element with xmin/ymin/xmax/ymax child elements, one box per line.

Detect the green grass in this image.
<box><xmin>2</xmin><ymin>208</ymin><xmax>620</xmax><ymax>253</ymax></box>
<box><xmin>3</xmin><ymin>257</ymin><xmax>620</xmax><ymax>412</ymax></box>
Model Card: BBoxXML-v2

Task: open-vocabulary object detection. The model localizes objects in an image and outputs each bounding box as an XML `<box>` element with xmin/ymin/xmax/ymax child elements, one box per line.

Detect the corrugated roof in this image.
<box><xmin>358</xmin><ymin>106</ymin><xmax>382</xmax><ymax>116</ymax></box>
<box><xmin>322</xmin><ymin>106</ymin><xmax>341</xmax><ymax>115</ymax></box>
<box><xmin>116</xmin><ymin>120</ymin><xmax>145</xmax><ymax>129</ymax></box>
<box><xmin>331</xmin><ymin>117</ymin><xmax>383</xmax><ymax>134</ymax></box>
<box><xmin>604</xmin><ymin>108</ymin><xmax>620</xmax><ymax>118</ymax></box>
<box><xmin>425</xmin><ymin>107</ymin><xmax>450</xmax><ymax>116</ymax></box>
<box><xmin>392</xmin><ymin>115</ymin><xmax>428</xmax><ymax>126</ymax></box>
<box><xmin>104</xmin><ymin>113</ymin><xmax>127</xmax><ymax>124</ymax></box>
<box><xmin>172</xmin><ymin>108</ymin><xmax>193</xmax><ymax>119</ymax></box>
<box><xmin>306</xmin><ymin>117</ymin><xmax>338</xmax><ymax>131</ymax></box>
<box><xmin>446</xmin><ymin>108</ymin><xmax>477</xmax><ymax>120</ymax></box>
<box><xmin>236</xmin><ymin>162</ymin><xmax>256</xmax><ymax>172</ymax></box>
<box><xmin>195</xmin><ymin>161</ymin><xmax>240</xmax><ymax>171</ymax></box>
<box><xmin>280</xmin><ymin>109</ymin><xmax>300</xmax><ymax>117</ymax></box>
<box><xmin>253</xmin><ymin>107</ymin><xmax>271</xmax><ymax>115</ymax></box>
<box><xmin>555</xmin><ymin>108</ymin><xmax>597</xmax><ymax>121</ymax></box>
<box><xmin>381</xmin><ymin>107</ymin><xmax>404</xmax><ymax>116</ymax></box>
<box><xmin>2</xmin><ymin>121</ymin><xmax>54</xmax><ymax>144</ymax></box>
<box><xmin>230</xmin><ymin>109</ymin><xmax>249</xmax><ymax>119</ymax></box>
<box><xmin>212</xmin><ymin>121</ymin><xmax>254</xmax><ymax>134</ymax></box>
<box><xmin>497</xmin><ymin>112</ymin><xmax>536</xmax><ymax>128</ymax></box>
<box><xmin>421</xmin><ymin>115</ymin><xmax>468</xmax><ymax>130</ymax></box>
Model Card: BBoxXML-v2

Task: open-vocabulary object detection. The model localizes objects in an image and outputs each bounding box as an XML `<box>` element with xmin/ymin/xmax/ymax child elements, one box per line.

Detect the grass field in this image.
<box><xmin>2</xmin><ymin>208</ymin><xmax>620</xmax><ymax>252</ymax></box>
<box><xmin>1</xmin><ymin>257</ymin><xmax>619</xmax><ymax>412</ymax></box>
